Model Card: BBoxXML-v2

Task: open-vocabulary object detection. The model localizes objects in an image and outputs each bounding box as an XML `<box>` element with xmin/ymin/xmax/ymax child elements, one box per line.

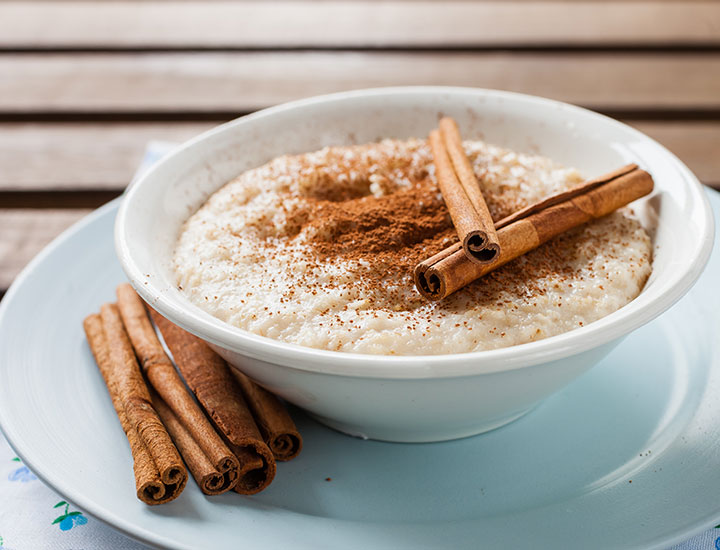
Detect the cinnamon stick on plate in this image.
<box><xmin>116</xmin><ymin>284</ymin><xmax>239</xmax><ymax>495</ymax></box>
<box><xmin>84</xmin><ymin>309</ymin><xmax>187</xmax><ymax>505</ymax></box>
<box><xmin>415</xmin><ymin>164</ymin><xmax>654</xmax><ymax>301</ymax></box>
<box><xmin>430</xmin><ymin>117</ymin><xmax>500</xmax><ymax>264</ymax></box>
<box><xmin>84</xmin><ymin>314</ymin><xmax>172</xmax><ymax>505</ymax></box>
<box><xmin>149</xmin><ymin>310</ymin><xmax>277</xmax><ymax>495</ymax></box>
<box><xmin>230</xmin><ymin>370</ymin><xmax>303</xmax><ymax>461</ymax></box>
<box><xmin>150</xmin><ymin>391</ymin><xmax>235</xmax><ymax>495</ymax></box>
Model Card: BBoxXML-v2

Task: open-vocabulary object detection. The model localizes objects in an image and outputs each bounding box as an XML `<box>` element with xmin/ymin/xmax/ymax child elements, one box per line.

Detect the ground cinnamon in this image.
<box><xmin>116</xmin><ymin>283</ymin><xmax>239</xmax><ymax>495</ymax></box>
<box><xmin>415</xmin><ymin>164</ymin><xmax>654</xmax><ymax>300</ymax></box>
<box><xmin>286</xmin><ymin>178</ymin><xmax>455</xmax><ymax>314</ymax></box>
<box><xmin>149</xmin><ymin>310</ymin><xmax>276</xmax><ymax>494</ymax></box>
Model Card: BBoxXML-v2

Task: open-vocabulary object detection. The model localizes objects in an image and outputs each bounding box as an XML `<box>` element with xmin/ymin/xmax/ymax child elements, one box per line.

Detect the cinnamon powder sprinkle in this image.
<box><xmin>173</xmin><ymin>139</ymin><xmax>652</xmax><ymax>355</ymax></box>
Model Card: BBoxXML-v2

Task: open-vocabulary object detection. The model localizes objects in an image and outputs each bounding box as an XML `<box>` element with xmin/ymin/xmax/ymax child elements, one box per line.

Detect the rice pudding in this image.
<box><xmin>173</xmin><ymin>139</ymin><xmax>652</xmax><ymax>355</ymax></box>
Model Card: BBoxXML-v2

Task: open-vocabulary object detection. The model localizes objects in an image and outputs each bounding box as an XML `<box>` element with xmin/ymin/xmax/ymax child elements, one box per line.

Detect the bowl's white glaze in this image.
<box><xmin>116</xmin><ymin>87</ymin><xmax>714</xmax><ymax>442</ymax></box>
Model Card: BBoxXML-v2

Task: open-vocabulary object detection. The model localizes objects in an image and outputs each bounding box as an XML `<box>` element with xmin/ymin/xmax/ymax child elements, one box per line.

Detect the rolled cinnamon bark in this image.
<box><xmin>438</xmin><ymin>117</ymin><xmax>500</xmax><ymax>263</ymax></box>
<box><xmin>151</xmin><ymin>391</ymin><xmax>236</xmax><ymax>495</ymax></box>
<box><xmin>116</xmin><ymin>283</ymin><xmax>239</xmax><ymax>495</ymax></box>
<box><xmin>149</xmin><ymin>310</ymin><xmax>277</xmax><ymax>494</ymax></box>
<box><xmin>415</xmin><ymin>164</ymin><xmax>654</xmax><ymax>300</ymax></box>
<box><xmin>494</xmin><ymin>163</ymin><xmax>640</xmax><ymax>228</ymax></box>
<box><xmin>428</xmin><ymin>130</ymin><xmax>492</xmax><ymax>264</ymax></box>
<box><xmin>84</xmin><ymin>311</ymin><xmax>187</xmax><ymax>505</ymax></box>
<box><xmin>230</xmin><ymin>370</ymin><xmax>302</xmax><ymax>462</ymax></box>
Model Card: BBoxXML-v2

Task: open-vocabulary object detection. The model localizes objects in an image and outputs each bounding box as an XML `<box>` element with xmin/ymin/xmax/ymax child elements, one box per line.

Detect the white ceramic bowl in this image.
<box><xmin>116</xmin><ymin>87</ymin><xmax>714</xmax><ymax>442</ymax></box>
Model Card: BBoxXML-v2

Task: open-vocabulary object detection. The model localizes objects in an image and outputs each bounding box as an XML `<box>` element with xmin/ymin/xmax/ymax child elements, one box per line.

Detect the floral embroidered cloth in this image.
<box><xmin>0</xmin><ymin>143</ymin><xmax>718</xmax><ymax>550</ymax></box>
<box><xmin>1</xmin><ymin>435</ymin><xmax>145</xmax><ymax>549</ymax></box>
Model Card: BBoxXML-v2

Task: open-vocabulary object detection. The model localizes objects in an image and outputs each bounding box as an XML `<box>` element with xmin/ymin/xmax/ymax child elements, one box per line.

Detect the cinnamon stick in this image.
<box><xmin>439</xmin><ymin>117</ymin><xmax>501</xmax><ymax>263</ymax></box>
<box><xmin>230</xmin><ymin>370</ymin><xmax>302</xmax><ymax>461</ymax></box>
<box><xmin>84</xmin><ymin>310</ymin><xmax>187</xmax><ymax>505</ymax></box>
<box><xmin>430</xmin><ymin>119</ymin><xmax>499</xmax><ymax>264</ymax></box>
<box><xmin>149</xmin><ymin>310</ymin><xmax>277</xmax><ymax>494</ymax></box>
<box><xmin>415</xmin><ymin>164</ymin><xmax>654</xmax><ymax>300</ymax></box>
<box><xmin>150</xmin><ymin>391</ymin><xmax>235</xmax><ymax>495</ymax></box>
<box><xmin>116</xmin><ymin>283</ymin><xmax>239</xmax><ymax>495</ymax></box>
<box><xmin>494</xmin><ymin>163</ymin><xmax>640</xmax><ymax>228</ymax></box>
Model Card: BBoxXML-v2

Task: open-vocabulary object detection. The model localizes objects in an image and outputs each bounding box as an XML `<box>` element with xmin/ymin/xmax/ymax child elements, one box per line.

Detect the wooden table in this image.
<box><xmin>1</xmin><ymin>1</ymin><xmax>719</xmax><ymax>298</ymax></box>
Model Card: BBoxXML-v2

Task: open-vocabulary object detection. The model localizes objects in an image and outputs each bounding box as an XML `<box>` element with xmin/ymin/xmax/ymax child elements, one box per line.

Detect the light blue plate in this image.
<box><xmin>0</xmin><ymin>192</ymin><xmax>719</xmax><ymax>550</ymax></box>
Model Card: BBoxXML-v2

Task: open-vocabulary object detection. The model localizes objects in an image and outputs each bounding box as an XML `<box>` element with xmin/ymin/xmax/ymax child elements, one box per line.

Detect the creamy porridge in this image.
<box><xmin>173</xmin><ymin>139</ymin><xmax>652</xmax><ymax>355</ymax></box>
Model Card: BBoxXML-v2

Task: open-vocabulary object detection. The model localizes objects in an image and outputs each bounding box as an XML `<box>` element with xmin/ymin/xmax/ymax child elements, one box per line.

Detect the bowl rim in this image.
<box><xmin>116</xmin><ymin>86</ymin><xmax>715</xmax><ymax>379</ymax></box>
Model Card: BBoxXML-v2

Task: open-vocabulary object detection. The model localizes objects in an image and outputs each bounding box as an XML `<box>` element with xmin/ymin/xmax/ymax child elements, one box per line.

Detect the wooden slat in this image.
<box><xmin>0</xmin><ymin>123</ymin><xmax>212</xmax><ymax>190</ymax></box>
<box><xmin>0</xmin><ymin>208</ymin><xmax>90</xmax><ymax>291</ymax></box>
<box><xmin>1</xmin><ymin>1</ymin><xmax>719</xmax><ymax>49</ymax></box>
<box><xmin>0</xmin><ymin>121</ymin><xmax>719</xmax><ymax>191</ymax></box>
<box><xmin>632</xmin><ymin>122</ymin><xmax>720</xmax><ymax>187</ymax></box>
<box><xmin>1</xmin><ymin>52</ymin><xmax>720</xmax><ymax>114</ymax></box>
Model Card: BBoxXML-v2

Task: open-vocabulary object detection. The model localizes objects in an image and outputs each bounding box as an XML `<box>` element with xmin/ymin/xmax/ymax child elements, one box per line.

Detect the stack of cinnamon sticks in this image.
<box><xmin>83</xmin><ymin>284</ymin><xmax>302</xmax><ymax>505</ymax></box>
<box><xmin>415</xmin><ymin>117</ymin><xmax>655</xmax><ymax>300</ymax></box>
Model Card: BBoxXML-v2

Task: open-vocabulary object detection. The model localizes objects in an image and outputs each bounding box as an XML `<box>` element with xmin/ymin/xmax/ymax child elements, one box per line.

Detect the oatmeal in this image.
<box><xmin>173</xmin><ymin>139</ymin><xmax>652</xmax><ymax>355</ymax></box>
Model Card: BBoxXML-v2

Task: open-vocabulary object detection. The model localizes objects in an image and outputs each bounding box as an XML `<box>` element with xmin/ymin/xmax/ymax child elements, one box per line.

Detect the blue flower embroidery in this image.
<box><xmin>8</xmin><ymin>457</ymin><xmax>36</xmax><ymax>482</ymax></box>
<box><xmin>715</xmin><ymin>535</ymin><xmax>720</xmax><ymax>550</ymax></box>
<box><xmin>52</xmin><ymin>501</ymin><xmax>87</xmax><ymax>531</ymax></box>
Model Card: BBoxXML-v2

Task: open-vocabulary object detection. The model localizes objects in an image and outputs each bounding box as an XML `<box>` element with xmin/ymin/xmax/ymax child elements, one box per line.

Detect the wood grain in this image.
<box><xmin>0</xmin><ymin>208</ymin><xmax>90</xmax><ymax>290</ymax></box>
<box><xmin>1</xmin><ymin>121</ymin><xmax>718</xmax><ymax>191</ymax></box>
<box><xmin>1</xmin><ymin>2</ymin><xmax>719</xmax><ymax>48</ymax></box>
<box><xmin>1</xmin><ymin>53</ymin><xmax>719</xmax><ymax>115</ymax></box>
<box><xmin>632</xmin><ymin>121</ymin><xmax>720</xmax><ymax>187</ymax></box>
<box><xmin>0</xmin><ymin>123</ymin><xmax>212</xmax><ymax>190</ymax></box>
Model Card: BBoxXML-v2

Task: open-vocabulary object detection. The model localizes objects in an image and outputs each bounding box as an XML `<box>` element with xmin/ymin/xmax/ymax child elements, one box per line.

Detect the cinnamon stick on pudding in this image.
<box><xmin>84</xmin><ymin>309</ymin><xmax>187</xmax><ymax>505</ymax></box>
<box><xmin>149</xmin><ymin>310</ymin><xmax>277</xmax><ymax>495</ymax></box>
<box><xmin>430</xmin><ymin>117</ymin><xmax>500</xmax><ymax>264</ymax></box>
<box><xmin>415</xmin><ymin>164</ymin><xmax>654</xmax><ymax>301</ymax></box>
<box><xmin>230</xmin><ymin>370</ymin><xmax>302</xmax><ymax>461</ymax></box>
<box><xmin>116</xmin><ymin>284</ymin><xmax>239</xmax><ymax>495</ymax></box>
